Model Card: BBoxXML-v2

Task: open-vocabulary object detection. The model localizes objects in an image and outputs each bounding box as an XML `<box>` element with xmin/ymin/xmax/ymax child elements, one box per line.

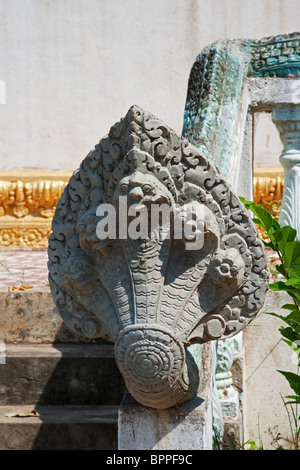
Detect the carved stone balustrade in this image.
<box><xmin>183</xmin><ymin>34</ymin><xmax>300</xmax><ymax>200</ymax></box>
<box><xmin>216</xmin><ymin>334</ymin><xmax>243</xmax><ymax>417</ymax></box>
<box><xmin>272</xmin><ymin>104</ymin><xmax>300</xmax><ymax>238</ymax></box>
<box><xmin>49</xmin><ymin>105</ymin><xmax>268</xmax><ymax>412</ymax></box>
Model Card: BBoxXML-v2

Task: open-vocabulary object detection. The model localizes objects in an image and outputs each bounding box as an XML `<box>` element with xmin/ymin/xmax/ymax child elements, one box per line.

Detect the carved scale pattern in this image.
<box><xmin>49</xmin><ymin>105</ymin><xmax>268</xmax><ymax>409</ymax></box>
<box><xmin>248</xmin><ymin>33</ymin><xmax>300</xmax><ymax>77</ymax></box>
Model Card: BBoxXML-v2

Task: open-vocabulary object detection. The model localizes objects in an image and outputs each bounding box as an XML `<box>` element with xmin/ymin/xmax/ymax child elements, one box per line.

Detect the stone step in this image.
<box><xmin>0</xmin><ymin>344</ymin><xmax>126</xmax><ymax>406</ymax></box>
<box><xmin>0</xmin><ymin>404</ymin><xmax>118</xmax><ymax>450</ymax></box>
<box><xmin>0</xmin><ymin>287</ymin><xmax>101</xmax><ymax>343</ymax></box>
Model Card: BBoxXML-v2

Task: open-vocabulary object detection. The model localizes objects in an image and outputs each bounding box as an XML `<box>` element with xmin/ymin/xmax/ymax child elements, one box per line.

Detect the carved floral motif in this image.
<box><xmin>0</xmin><ymin>226</ymin><xmax>52</xmax><ymax>247</ymax></box>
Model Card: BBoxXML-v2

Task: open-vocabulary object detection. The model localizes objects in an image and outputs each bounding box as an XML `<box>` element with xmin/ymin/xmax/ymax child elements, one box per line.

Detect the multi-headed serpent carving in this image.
<box><xmin>48</xmin><ymin>105</ymin><xmax>268</xmax><ymax>409</ymax></box>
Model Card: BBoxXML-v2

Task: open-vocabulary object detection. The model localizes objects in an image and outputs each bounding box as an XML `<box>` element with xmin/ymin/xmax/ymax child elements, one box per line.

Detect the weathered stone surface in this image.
<box><xmin>248</xmin><ymin>77</ymin><xmax>300</xmax><ymax>111</ymax></box>
<box><xmin>0</xmin><ymin>405</ymin><xmax>118</xmax><ymax>450</ymax></box>
<box><xmin>0</xmin><ymin>287</ymin><xmax>112</xmax><ymax>343</ymax></box>
<box><xmin>248</xmin><ymin>33</ymin><xmax>300</xmax><ymax>78</ymax></box>
<box><xmin>118</xmin><ymin>343</ymin><xmax>214</xmax><ymax>450</ymax></box>
<box><xmin>0</xmin><ymin>287</ymin><xmax>68</xmax><ymax>343</ymax></box>
<box><xmin>49</xmin><ymin>105</ymin><xmax>268</xmax><ymax>410</ymax></box>
<box><xmin>0</xmin><ymin>344</ymin><xmax>126</xmax><ymax>406</ymax></box>
<box><xmin>183</xmin><ymin>33</ymin><xmax>300</xmax><ymax>177</ymax></box>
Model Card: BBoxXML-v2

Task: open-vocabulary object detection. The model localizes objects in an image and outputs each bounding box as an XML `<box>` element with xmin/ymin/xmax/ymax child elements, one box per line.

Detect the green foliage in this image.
<box><xmin>240</xmin><ymin>197</ymin><xmax>300</xmax><ymax>449</ymax></box>
<box><xmin>246</xmin><ymin>440</ymin><xmax>264</xmax><ymax>450</ymax></box>
<box><xmin>240</xmin><ymin>197</ymin><xmax>300</xmax><ymax>309</ymax></box>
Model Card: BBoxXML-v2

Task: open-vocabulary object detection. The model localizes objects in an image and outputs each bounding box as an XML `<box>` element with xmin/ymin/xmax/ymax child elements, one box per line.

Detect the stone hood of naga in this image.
<box><xmin>48</xmin><ymin>105</ymin><xmax>268</xmax><ymax>409</ymax></box>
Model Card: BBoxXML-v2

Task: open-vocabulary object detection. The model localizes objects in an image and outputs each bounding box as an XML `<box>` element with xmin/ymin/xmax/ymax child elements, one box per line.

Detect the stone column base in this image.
<box><xmin>118</xmin><ymin>342</ymin><xmax>214</xmax><ymax>450</ymax></box>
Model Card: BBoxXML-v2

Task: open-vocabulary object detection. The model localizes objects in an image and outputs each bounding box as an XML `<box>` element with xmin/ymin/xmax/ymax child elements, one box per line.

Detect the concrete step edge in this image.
<box><xmin>4</xmin><ymin>343</ymin><xmax>115</xmax><ymax>358</ymax></box>
<box><xmin>0</xmin><ymin>404</ymin><xmax>119</xmax><ymax>424</ymax></box>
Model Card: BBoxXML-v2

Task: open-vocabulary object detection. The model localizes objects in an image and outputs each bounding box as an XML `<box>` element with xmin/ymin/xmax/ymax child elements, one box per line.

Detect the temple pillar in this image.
<box><xmin>272</xmin><ymin>104</ymin><xmax>300</xmax><ymax>238</ymax></box>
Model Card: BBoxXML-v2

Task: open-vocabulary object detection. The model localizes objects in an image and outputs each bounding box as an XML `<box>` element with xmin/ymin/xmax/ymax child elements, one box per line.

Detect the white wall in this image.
<box><xmin>253</xmin><ymin>112</ymin><xmax>283</xmax><ymax>168</ymax></box>
<box><xmin>0</xmin><ymin>0</ymin><xmax>299</xmax><ymax>170</ymax></box>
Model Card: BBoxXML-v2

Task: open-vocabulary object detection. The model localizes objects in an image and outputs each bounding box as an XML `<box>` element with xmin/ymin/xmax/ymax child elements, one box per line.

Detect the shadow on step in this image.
<box><xmin>31</xmin><ymin>325</ymin><xmax>127</xmax><ymax>450</ymax></box>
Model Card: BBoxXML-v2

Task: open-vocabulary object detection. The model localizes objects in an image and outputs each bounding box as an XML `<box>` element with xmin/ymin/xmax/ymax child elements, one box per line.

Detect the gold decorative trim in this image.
<box><xmin>253</xmin><ymin>166</ymin><xmax>284</xmax><ymax>240</ymax></box>
<box><xmin>0</xmin><ymin>171</ymin><xmax>72</xmax><ymax>248</ymax></box>
<box><xmin>253</xmin><ymin>166</ymin><xmax>284</xmax><ymax>209</ymax></box>
<box><xmin>0</xmin><ymin>167</ymin><xmax>284</xmax><ymax>248</ymax></box>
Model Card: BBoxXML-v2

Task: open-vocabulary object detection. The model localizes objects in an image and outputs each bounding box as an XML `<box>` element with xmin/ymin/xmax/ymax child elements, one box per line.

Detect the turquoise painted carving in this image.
<box><xmin>248</xmin><ymin>33</ymin><xmax>300</xmax><ymax>78</ymax></box>
<box><xmin>183</xmin><ymin>33</ymin><xmax>300</xmax><ymax>177</ymax></box>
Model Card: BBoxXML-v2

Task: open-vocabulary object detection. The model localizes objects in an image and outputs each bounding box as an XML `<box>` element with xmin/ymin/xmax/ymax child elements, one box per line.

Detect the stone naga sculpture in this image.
<box><xmin>48</xmin><ymin>105</ymin><xmax>268</xmax><ymax>409</ymax></box>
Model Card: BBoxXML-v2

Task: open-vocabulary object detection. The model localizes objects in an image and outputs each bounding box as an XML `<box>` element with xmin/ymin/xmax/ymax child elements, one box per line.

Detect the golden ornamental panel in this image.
<box><xmin>253</xmin><ymin>167</ymin><xmax>284</xmax><ymax>215</ymax></box>
<box><xmin>253</xmin><ymin>166</ymin><xmax>284</xmax><ymax>241</ymax></box>
<box><xmin>0</xmin><ymin>168</ymin><xmax>283</xmax><ymax>248</ymax></box>
<box><xmin>0</xmin><ymin>171</ymin><xmax>72</xmax><ymax>248</ymax></box>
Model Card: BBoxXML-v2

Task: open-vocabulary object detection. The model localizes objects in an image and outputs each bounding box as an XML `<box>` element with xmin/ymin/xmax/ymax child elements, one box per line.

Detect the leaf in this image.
<box><xmin>266</xmin><ymin>312</ymin><xmax>289</xmax><ymax>322</ymax></box>
<box><xmin>263</xmin><ymin>240</ymin><xmax>277</xmax><ymax>250</ymax></box>
<box><xmin>275</xmin><ymin>264</ymin><xmax>287</xmax><ymax>278</ymax></box>
<box><xmin>282</xmin><ymin>304</ymin><xmax>300</xmax><ymax>311</ymax></box>
<box><xmin>238</xmin><ymin>196</ymin><xmax>249</xmax><ymax>207</ymax></box>
<box><xmin>268</xmin><ymin>281</ymin><xmax>285</xmax><ymax>291</ymax></box>
<box><xmin>273</xmin><ymin>229</ymin><xmax>283</xmax><ymax>242</ymax></box>
<box><xmin>253</xmin><ymin>206</ymin><xmax>276</xmax><ymax>231</ymax></box>
<box><xmin>281</xmin><ymin>338</ymin><xmax>300</xmax><ymax>360</ymax></box>
<box><xmin>239</xmin><ymin>197</ymin><xmax>279</xmax><ymax>232</ymax></box>
<box><xmin>266</xmin><ymin>311</ymin><xmax>281</xmax><ymax>319</ymax></box>
<box><xmin>277</xmin><ymin>370</ymin><xmax>300</xmax><ymax>396</ymax></box>
<box><xmin>284</xmin><ymin>395</ymin><xmax>300</xmax><ymax>405</ymax></box>
<box><xmin>285</xmin><ymin>311</ymin><xmax>300</xmax><ymax>325</ymax></box>
<box><xmin>275</xmin><ymin>226</ymin><xmax>297</xmax><ymax>252</ymax></box>
<box><xmin>5</xmin><ymin>409</ymin><xmax>40</xmax><ymax>418</ymax></box>
<box><xmin>287</xmin><ymin>264</ymin><xmax>300</xmax><ymax>280</ymax></box>
<box><xmin>292</xmin><ymin>292</ymin><xmax>300</xmax><ymax>303</ymax></box>
<box><xmin>269</xmin><ymin>280</ymin><xmax>300</xmax><ymax>296</ymax></box>
<box><xmin>269</xmin><ymin>281</ymin><xmax>295</xmax><ymax>292</ymax></box>
<box><xmin>267</xmin><ymin>312</ymin><xmax>300</xmax><ymax>331</ymax></box>
<box><xmin>280</xmin><ymin>327</ymin><xmax>299</xmax><ymax>343</ymax></box>
<box><xmin>284</xmin><ymin>241</ymin><xmax>300</xmax><ymax>269</ymax></box>
<box><xmin>285</xmin><ymin>278</ymin><xmax>300</xmax><ymax>287</ymax></box>
<box><xmin>246</xmin><ymin>440</ymin><xmax>264</xmax><ymax>450</ymax></box>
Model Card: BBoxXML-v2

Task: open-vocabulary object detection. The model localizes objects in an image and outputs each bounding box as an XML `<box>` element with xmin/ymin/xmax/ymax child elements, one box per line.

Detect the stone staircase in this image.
<box><xmin>0</xmin><ymin>286</ymin><xmax>127</xmax><ymax>450</ymax></box>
